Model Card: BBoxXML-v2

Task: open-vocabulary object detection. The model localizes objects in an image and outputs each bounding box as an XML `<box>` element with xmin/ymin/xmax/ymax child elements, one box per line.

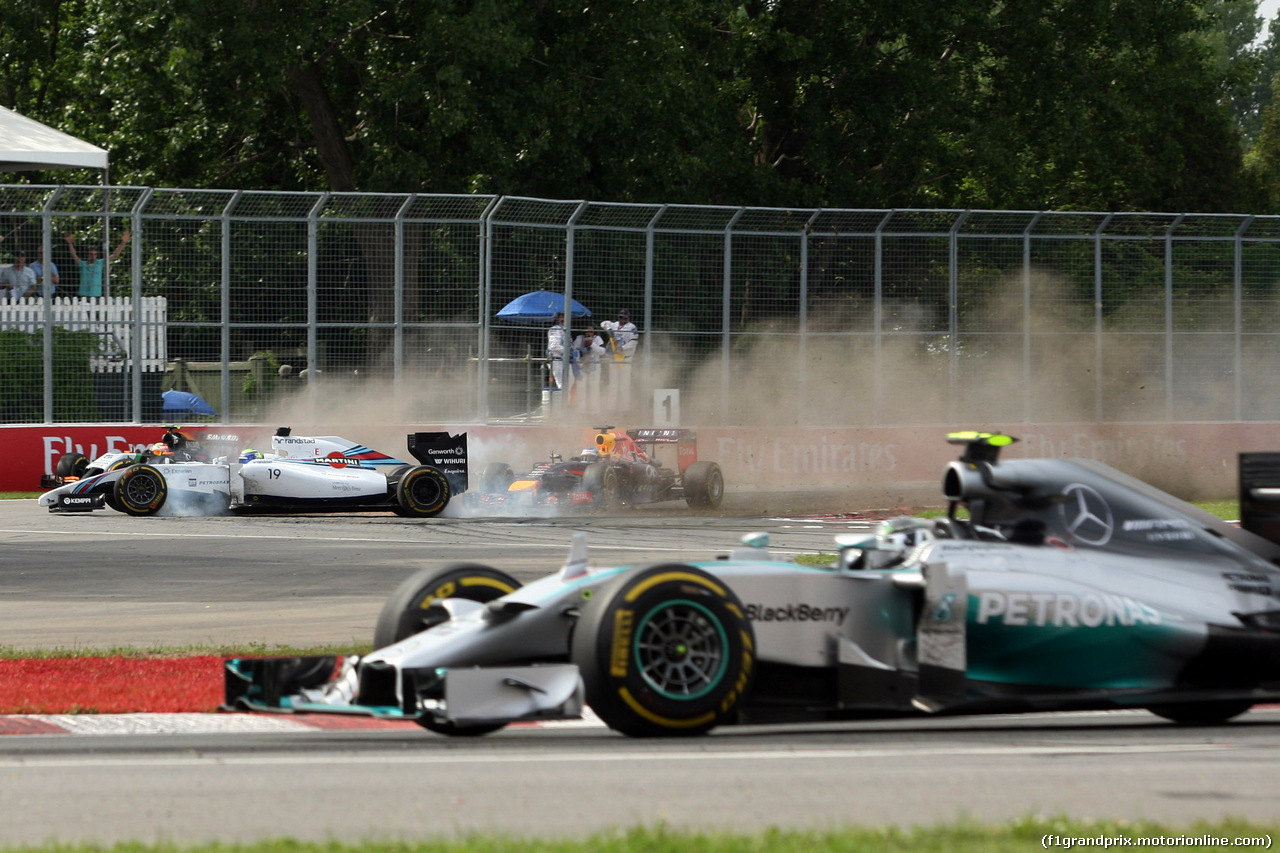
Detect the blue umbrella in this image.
<box><xmin>162</xmin><ymin>389</ymin><xmax>217</xmax><ymax>416</ymax></box>
<box><xmin>496</xmin><ymin>290</ymin><xmax>591</xmax><ymax>325</ymax></box>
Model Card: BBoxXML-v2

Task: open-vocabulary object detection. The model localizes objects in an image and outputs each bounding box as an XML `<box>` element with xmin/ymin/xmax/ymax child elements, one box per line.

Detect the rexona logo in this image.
<box><xmin>976</xmin><ymin>591</ymin><xmax>1161</xmax><ymax>628</ymax></box>
<box><xmin>744</xmin><ymin>603</ymin><xmax>850</xmax><ymax>624</ymax></box>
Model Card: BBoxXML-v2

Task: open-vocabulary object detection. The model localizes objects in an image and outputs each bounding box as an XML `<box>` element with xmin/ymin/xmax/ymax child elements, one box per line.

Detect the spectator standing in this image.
<box><xmin>65</xmin><ymin>229</ymin><xmax>130</xmax><ymax>297</ymax></box>
<box><xmin>0</xmin><ymin>249</ymin><xmax>37</xmax><ymax>300</ymax></box>
<box><xmin>29</xmin><ymin>247</ymin><xmax>59</xmax><ymax>296</ymax></box>
<box><xmin>546</xmin><ymin>312</ymin><xmax>573</xmax><ymax>396</ymax></box>
<box><xmin>600</xmin><ymin>308</ymin><xmax>639</xmax><ymax>406</ymax></box>
<box><xmin>571</xmin><ymin>324</ymin><xmax>607</xmax><ymax>410</ymax></box>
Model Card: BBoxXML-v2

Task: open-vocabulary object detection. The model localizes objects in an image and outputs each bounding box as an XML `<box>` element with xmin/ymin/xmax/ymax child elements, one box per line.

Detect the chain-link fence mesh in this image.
<box><xmin>2</xmin><ymin>186</ymin><xmax>1280</xmax><ymax>427</ymax></box>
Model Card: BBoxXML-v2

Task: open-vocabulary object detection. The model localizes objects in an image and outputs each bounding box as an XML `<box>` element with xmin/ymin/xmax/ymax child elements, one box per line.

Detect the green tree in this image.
<box><xmin>2</xmin><ymin>0</ymin><xmax>1274</xmax><ymax>212</ymax></box>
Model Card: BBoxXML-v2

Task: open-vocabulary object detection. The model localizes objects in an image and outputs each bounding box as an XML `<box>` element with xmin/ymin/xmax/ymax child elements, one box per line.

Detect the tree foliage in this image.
<box><xmin>4</xmin><ymin>0</ymin><xmax>1280</xmax><ymax>212</ymax></box>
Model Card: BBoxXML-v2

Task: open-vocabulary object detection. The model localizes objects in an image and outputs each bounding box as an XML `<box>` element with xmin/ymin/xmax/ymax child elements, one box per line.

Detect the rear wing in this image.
<box><xmin>186</xmin><ymin>429</ymin><xmax>244</xmax><ymax>461</ymax></box>
<box><xmin>627</xmin><ymin>428</ymin><xmax>698</xmax><ymax>472</ymax></box>
<box><xmin>408</xmin><ymin>432</ymin><xmax>469</xmax><ymax>495</ymax></box>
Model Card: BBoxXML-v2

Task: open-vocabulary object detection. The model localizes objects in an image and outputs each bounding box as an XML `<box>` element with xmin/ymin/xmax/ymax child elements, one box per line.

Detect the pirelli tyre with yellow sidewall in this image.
<box><xmin>113</xmin><ymin>464</ymin><xmax>169</xmax><ymax>516</ymax></box>
<box><xmin>374</xmin><ymin>563</ymin><xmax>523</xmax><ymax>649</ymax></box>
<box><xmin>571</xmin><ymin>564</ymin><xmax>755</xmax><ymax>737</ymax></box>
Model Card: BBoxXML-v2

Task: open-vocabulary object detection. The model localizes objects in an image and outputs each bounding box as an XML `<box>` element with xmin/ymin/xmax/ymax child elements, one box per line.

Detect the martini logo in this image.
<box><xmin>323</xmin><ymin>453</ymin><xmax>360</xmax><ymax>469</ymax></box>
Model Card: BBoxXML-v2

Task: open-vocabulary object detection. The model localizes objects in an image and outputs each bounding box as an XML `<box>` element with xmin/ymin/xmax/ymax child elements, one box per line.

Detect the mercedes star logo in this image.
<box><xmin>1058</xmin><ymin>483</ymin><xmax>1114</xmax><ymax>546</ymax></box>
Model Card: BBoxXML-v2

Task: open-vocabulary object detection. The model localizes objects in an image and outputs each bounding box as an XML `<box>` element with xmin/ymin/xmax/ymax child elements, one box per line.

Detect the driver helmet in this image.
<box><xmin>238</xmin><ymin>448</ymin><xmax>264</xmax><ymax>463</ymax></box>
<box><xmin>580</xmin><ymin>447</ymin><xmax>601</xmax><ymax>460</ymax></box>
<box><xmin>875</xmin><ymin>516</ymin><xmax>935</xmax><ymax>552</ymax></box>
<box><xmin>149</xmin><ymin>441</ymin><xmax>173</xmax><ymax>457</ymax></box>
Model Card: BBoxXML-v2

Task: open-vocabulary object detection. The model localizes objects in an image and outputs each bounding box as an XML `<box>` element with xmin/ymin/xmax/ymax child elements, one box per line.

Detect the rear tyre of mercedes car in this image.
<box><xmin>55</xmin><ymin>451</ymin><xmax>89</xmax><ymax>479</ymax></box>
<box><xmin>374</xmin><ymin>563</ymin><xmax>524</xmax><ymax>736</ymax></box>
<box><xmin>393</xmin><ymin>465</ymin><xmax>451</xmax><ymax>517</ymax></box>
<box><xmin>1147</xmin><ymin>700</ymin><xmax>1253</xmax><ymax>725</ymax></box>
<box><xmin>682</xmin><ymin>461</ymin><xmax>725</xmax><ymax>509</ymax></box>
<box><xmin>112</xmin><ymin>465</ymin><xmax>168</xmax><ymax>516</ymax></box>
<box><xmin>374</xmin><ymin>563</ymin><xmax>524</xmax><ymax>647</ymax></box>
<box><xmin>571</xmin><ymin>564</ymin><xmax>755</xmax><ymax>737</ymax></box>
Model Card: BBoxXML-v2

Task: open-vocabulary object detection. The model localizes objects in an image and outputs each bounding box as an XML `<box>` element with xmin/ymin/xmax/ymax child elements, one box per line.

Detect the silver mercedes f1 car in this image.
<box><xmin>225</xmin><ymin>431</ymin><xmax>1280</xmax><ymax>736</ymax></box>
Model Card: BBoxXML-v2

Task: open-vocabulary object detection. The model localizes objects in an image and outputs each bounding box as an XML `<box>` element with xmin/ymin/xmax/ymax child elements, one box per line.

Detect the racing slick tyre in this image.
<box><xmin>1147</xmin><ymin>700</ymin><xmax>1253</xmax><ymax>725</ymax></box>
<box><xmin>682</xmin><ymin>461</ymin><xmax>725</xmax><ymax>509</ymax></box>
<box><xmin>100</xmin><ymin>458</ymin><xmax>135</xmax><ymax>512</ymax></box>
<box><xmin>393</xmin><ymin>465</ymin><xmax>451</xmax><ymax>518</ymax></box>
<box><xmin>571</xmin><ymin>564</ymin><xmax>755</xmax><ymax>737</ymax></box>
<box><xmin>480</xmin><ymin>462</ymin><xmax>515</xmax><ymax>494</ymax></box>
<box><xmin>54</xmin><ymin>451</ymin><xmax>89</xmax><ymax>479</ymax></box>
<box><xmin>89</xmin><ymin>456</ymin><xmax>135</xmax><ymax>481</ymax></box>
<box><xmin>112</xmin><ymin>464</ymin><xmax>168</xmax><ymax>516</ymax></box>
<box><xmin>582</xmin><ymin>461</ymin><xmax>623</xmax><ymax>509</ymax></box>
<box><xmin>374</xmin><ymin>563</ymin><xmax>524</xmax><ymax>737</ymax></box>
<box><xmin>374</xmin><ymin>563</ymin><xmax>524</xmax><ymax>647</ymax></box>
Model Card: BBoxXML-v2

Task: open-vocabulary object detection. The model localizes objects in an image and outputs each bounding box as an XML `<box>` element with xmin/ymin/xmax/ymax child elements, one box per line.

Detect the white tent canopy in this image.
<box><xmin>0</xmin><ymin>105</ymin><xmax>107</xmax><ymax>172</ymax></box>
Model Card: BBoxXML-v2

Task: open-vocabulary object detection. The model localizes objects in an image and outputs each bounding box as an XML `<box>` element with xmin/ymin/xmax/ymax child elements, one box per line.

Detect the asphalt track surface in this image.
<box><xmin>4</xmin><ymin>499</ymin><xmax>1280</xmax><ymax>844</ymax></box>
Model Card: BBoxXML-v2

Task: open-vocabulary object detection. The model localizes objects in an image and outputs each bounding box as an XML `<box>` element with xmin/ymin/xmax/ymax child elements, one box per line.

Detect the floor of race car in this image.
<box><xmin>0</xmin><ymin>709</ymin><xmax>607</xmax><ymax>736</ymax></box>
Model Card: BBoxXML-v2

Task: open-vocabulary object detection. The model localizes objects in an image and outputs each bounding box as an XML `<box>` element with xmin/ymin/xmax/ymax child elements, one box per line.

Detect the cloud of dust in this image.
<box><xmin>231</xmin><ymin>272</ymin><xmax>1249</xmax><ymax>506</ymax></box>
<box><xmin>646</xmin><ymin>269</ymin><xmax>1244</xmax><ymax>496</ymax></box>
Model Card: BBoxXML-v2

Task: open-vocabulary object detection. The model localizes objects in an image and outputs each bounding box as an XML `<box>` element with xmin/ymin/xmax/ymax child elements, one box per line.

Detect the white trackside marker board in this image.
<box><xmin>653</xmin><ymin>389</ymin><xmax>680</xmax><ymax>426</ymax></box>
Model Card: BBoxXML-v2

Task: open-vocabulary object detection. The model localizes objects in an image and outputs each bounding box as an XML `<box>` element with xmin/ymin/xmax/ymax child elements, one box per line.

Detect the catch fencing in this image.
<box><xmin>3</xmin><ymin>185</ymin><xmax>1280</xmax><ymax>427</ymax></box>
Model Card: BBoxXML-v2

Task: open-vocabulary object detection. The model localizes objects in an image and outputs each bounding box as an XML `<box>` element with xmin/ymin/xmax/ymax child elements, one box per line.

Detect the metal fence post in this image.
<box><xmin>873</xmin><ymin>211</ymin><xmax>891</xmax><ymax>425</ymax></box>
<box><xmin>479</xmin><ymin>196</ymin><xmax>498</xmax><ymax>422</ymax></box>
<box><xmin>643</xmin><ymin>206</ymin><xmax>663</xmax><ymax>380</ymax></box>
<box><xmin>948</xmin><ymin>211</ymin><xmax>969</xmax><ymax>424</ymax></box>
<box><xmin>1234</xmin><ymin>216</ymin><xmax>1252</xmax><ymax>422</ymax></box>
<box><xmin>1093</xmin><ymin>213</ymin><xmax>1113</xmax><ymax>421</ymax></box>
<box><xmin>393</xmin><ymin>195</ymin><xmax>413</xmax><ymax>393</ymax></box>
<box><xmin>306</xmin><ymin>194</ymin><xmax>327</xmax><ymax>386</ymax></box>
<box><xmin>722</xmin><ymin>208</ymin><xmax>745</xmax><ymax>416</ymax></box>
<box><xmin>130</xmin><ymin>188</ymin><xmax>153</xmax><ymax>424</ymax></box>
<box><xmin>220</xmin><ymin>192</ymin><xmax>240</xmax><ymax>426</ymax></box>
<box><xmin>560</xmin><ymin>201</ymin><xmax>589</xmax><ymax>398</ymax></box>
<box><xmin>1022</xmin><ymin>213</ymin><xmax>1043</xmax><ymax>424</ymax></box>
<box><xmin>39</xmin><ymin>188</ymin><xmax>61</xmax><ymax>424</ymax></box>
<box><xmin>799</xmin><ymin>212</ymin><xmax>820</xmax><ymax>416</ymax></box>
<box><xmin>1165</xmin><ymin>215</ymin><xmax>1185</xmax><ymax>422</ymax></box>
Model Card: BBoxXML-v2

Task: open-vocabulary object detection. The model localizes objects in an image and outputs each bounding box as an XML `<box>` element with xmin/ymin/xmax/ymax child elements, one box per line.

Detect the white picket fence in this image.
<box><xmin>0</xmin><ymin>296</ymin><xmax>167</xmax><ymax>372</ymax></box>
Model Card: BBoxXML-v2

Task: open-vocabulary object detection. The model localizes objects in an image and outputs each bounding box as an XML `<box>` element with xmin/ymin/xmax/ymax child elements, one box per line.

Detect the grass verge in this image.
<box><xmin>0</xmin><ymin>819</ymin><xmax>1276</xmax><ymax>852</ymax></box>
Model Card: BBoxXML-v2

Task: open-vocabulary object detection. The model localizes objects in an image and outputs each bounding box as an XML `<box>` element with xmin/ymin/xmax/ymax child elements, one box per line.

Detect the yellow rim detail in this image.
<box><xmin>460</xmin><ymin>577</ymin><xmax>516</xmax><ymax>593</ymax></box>
<box><xmin>619</xmin><ymin>687</ymin><xmax>715</xmax><ymax>729</ymax></box>
<box><xmin>623</xmin><ymin>571</ymin><xmax>725</xmax><ymax>603</ymax></box>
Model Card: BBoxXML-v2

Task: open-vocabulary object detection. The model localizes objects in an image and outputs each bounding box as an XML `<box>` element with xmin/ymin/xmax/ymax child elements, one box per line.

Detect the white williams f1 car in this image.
<box><xmin>39</xmin><ymin>427</ymin><xmax>467</xmax><ymax>517</ymax></box>
<box><xmin>226</xmin><ymin>431</ymin><xmax>1280</xmax><ymax>737</ymax></box>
